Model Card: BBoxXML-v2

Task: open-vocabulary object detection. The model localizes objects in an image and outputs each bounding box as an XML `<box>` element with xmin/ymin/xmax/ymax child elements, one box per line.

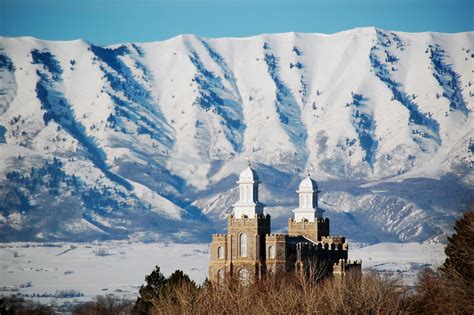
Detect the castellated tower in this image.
<box><xmin>288</xmin><ymin>173</ymin><xmax>329</xmax><ymax>242</ymax></box>
<box><xmin>265</xmin><ymin>234</ymin><xmax>288</xmax><ymax>274</ymax></box>
<box><xmin>209</xmin><ymin>165</ymin><xmax>361</xmax><ymax>285</ymax></box>
<box><xmin>209</xmin><ymin>163</ymin><xmax>270</xmax><ymax>285</ymax></box>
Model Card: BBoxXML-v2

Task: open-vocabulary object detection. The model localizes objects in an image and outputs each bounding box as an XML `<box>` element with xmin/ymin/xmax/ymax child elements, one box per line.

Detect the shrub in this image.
<box><xmin>134</xmin><ymin>269</ymin><xmax>409</xmax><ymax>315</ymax></box>
<box><xmin>0</xmin><ymin>296</ymin><xmax>54</xmax><ymax>315</ymax></box>
<box><xmin>72</xmin><ymin>294</ymin><xmax>134</xmax><ymax>315</ymax></box>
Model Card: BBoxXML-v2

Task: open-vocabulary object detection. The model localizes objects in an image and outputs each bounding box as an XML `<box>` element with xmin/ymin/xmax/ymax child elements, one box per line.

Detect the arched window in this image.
<box><xmin>217</xmin><ymin>246</ymin><xmax>224</xmax><ymax>259</ymax></box>
<box><xmin>239</xmin><ymin>233</ymin><xmax>247</xmax><ymax>257</ymax></box>
<box><xmin>217</xmin><ymin>269</ymin><xmax>224</xmax><ymax>284</ymax></box>
<box><xmin>239</xmin><ymin>268</ymin><xmax>249</xmax><ymax>286</ymax></box>
<box><xmin>268</xmin><ymin>245</ymin><xmax>275</xmax><ymax>259</ymax></box>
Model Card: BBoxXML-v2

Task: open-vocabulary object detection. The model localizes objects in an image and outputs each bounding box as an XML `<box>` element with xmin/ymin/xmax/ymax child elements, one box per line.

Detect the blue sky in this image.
<box><xmin>1</xmin><ymin>0</ymin><xmax>473</xmax><ymax>45</ymax></box>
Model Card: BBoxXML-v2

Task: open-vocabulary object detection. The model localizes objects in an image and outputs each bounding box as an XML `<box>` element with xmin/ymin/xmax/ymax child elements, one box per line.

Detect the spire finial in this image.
<box><xmin>307</xmin><ymin>166</ymin><xmax>313</xmax><ymax>177</ymax></box>
<box><xmin>245</xmin><ymin>156</ymin><xmax>251</xmax><ymax>167</ymax></box>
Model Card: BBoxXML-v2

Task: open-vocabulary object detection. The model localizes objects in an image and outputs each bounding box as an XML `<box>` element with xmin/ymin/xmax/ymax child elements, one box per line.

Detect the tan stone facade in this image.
<box><xmin>209</xmin><ymin>214</ymin><xmax>270</xmax><ymax>284</ymax></box>
<box><xmin>265</xmin><ymin>234</ymin><xmax>288</xmax><ymax>274</ymax></box>
<box><xmin>209</xmin><ymin>166</ymin><xmax>361</xmax><ymax>284</ymax></box>
<box><xmin>288</xmin><ymin>217</ymin><xmax>330</xmax><ymax>242</ymax></box>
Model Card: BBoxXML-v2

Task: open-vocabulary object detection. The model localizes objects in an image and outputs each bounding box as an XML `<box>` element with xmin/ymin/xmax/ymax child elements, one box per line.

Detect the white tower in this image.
<box><xmin>233</xmin><ymin>162</ymin><xmax>265</xmax><ymax>219</ymax></box>
<box><xmin>292</xmin><ymin>173</ymin><xmax>322</xmax><ymax>222</ymax></box>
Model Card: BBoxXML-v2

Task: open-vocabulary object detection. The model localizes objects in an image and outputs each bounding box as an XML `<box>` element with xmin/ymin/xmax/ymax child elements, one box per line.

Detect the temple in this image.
<box><xmin>209</xmin><ymin>164</ymin><xmax>361</xmax><ymax>284</ymax></box>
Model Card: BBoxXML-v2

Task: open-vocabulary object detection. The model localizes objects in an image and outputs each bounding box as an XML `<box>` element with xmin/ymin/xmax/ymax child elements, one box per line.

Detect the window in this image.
<box><xmin>218</xmin><ymin>269</ymin><xmax>224</xmax><ymax>284</ymax></box>
<box><xmin>239</xmin><ymin>268</ymin><xmax>249</xmax><ymax>286</ymax></box>
<box><xmin>239</xmin><ymin>233</ymin><xmax>247</xmax><ymax>257</ymax></box>
<box><xmin>217</xmin><ymin>246</ymin><xmax>224</xmax><ymax>259</ymax></box>
<box><xmin>268</xmin><ymin>245</ymin><xmax>275</xmax><ymax>259</ymax></box>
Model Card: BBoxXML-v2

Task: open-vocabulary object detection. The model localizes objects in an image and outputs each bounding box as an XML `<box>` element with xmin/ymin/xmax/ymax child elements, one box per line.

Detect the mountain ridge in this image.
<box><xmin>0</xmin><ymin>28</ymin><xmax>473</xmax><ymax>243</ymax></box>
<box><xmin>2</xmin><ymin>26</ymin><xmax>472</xmax><ymax>46</ymax></box>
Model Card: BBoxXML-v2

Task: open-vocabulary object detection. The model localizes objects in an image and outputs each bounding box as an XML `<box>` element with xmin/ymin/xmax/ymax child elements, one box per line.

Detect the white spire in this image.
<box><xmin>233</xmin><ymin>163</ymin><xmax>264</xmax><ymax>218</ymax></box>
<box><xmin>292</xmin><ymin>172</ymin><xmax>322</xmax><ymax>222</ymax></box>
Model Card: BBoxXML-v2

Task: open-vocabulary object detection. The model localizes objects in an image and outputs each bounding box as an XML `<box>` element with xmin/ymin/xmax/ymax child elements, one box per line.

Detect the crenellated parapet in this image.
<box><xmin>295</xmin><ymin>238</ymin><xmax>349</xmax><ymax>264</ymax></box>
<box><xmin>266</xmin><ymin>233</ymin><xmax>288</xmax><ymax>242</ymax></box>
<box><xmin>288</xmin><ymin>217</ymin><xmax>330</xmax><ymax>242</ymax></box>
<box><xmin>212</xmin><ymin>233</ymin><xmax>227</xmax><ymax>240</ymax></box>
<box><xmin>333</xmin><ymin>258</ymin><xmax>362</xmax><ymax>277</ymax></box>
<box><xmin>229</xmin><ymin>213</ymin><xmax>271</xmax><ymax>227</ymax></box>
<box><xmin>319</xmin><ymin>236</ymin><xmax>348</xmax><ymax>252</ymax></box>
<box><xmin>288</xmin><ymin>217</ymin><xmax>329</xmax><ymax>226</ymax></box>
<box><xmin>321</xmin><ymin>235</ymin><xmax>345</xmax><ymax>244</ymax></box>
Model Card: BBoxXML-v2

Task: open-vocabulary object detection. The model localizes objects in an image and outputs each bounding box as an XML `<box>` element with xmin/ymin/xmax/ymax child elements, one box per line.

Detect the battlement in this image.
<box><xmin>333</xmin><ymin>258</ymin><xmax>362</xmax><ymax>266</ymax></box>
<box><xmin>296</xmin><ymin>239</ymin><xmax>349</xmax><ymax>252</ymax></box>
<box><xmin>333</xmin><ymin>258</ymin><xmax>362</xmax><ymax>275</ymax></box>
<box><xmin>288</xmin><ymin>217</ymin><xmax>329</xmax><ymax>226</ymax></box>
<box><xmin>321</xmin><ymin>236</ymin><xmax>346</xmax><ymax>245</ymax></box>
<box><xmin>228</xmin><ymin>213</ymin><xmax>271</xmax><ymax>227</ymax></box>
<box><xmin>288</xmin><ymin>216</ymin><xmax>330</xmax><ymax>242</ymax></box>
<box><xmin>212</xmin><ymin>234</ymin><xmax>227</xmax><ymax>241</ymax></box>
<box><xmin>266</xmin><ymin>234</ymin><xmax>288</xmax><ymax>242</ymax></box>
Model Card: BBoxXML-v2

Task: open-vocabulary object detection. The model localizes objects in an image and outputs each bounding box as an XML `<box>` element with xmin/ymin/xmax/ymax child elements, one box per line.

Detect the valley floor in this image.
<box><xmin>0</xmin><ymin>241</ymin><xmax>445</xmax><ymax>305</ymax></box>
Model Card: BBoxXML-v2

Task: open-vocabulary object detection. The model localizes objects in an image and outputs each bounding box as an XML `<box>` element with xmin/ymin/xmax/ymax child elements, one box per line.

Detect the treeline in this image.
<box><xmin>131</xmin><ymin>211</ymin><xmax>474</xmax><ymax>314</ymax></box>
<box><xmin>1</xmin><ymin>212</ymin><xmax>472</xmax><ymax>314</ymax></box>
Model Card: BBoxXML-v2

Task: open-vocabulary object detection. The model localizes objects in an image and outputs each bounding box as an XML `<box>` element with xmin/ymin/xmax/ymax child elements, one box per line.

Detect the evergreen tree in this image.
<box><xmin>167</xmin><ymin>270</ymin><xmax>195</xmax><ymax>288</ymax></box>
<box><xmin>133</xmin><ymin>266</ymin><xmax>167</xmax><ymax>314</ymax></box>
<box><xmin>133</xmin><ymin>267</ymin><xmax>198</xmax><ymax>314</ymax></box>
<box><xmin>442</xmin><ymin>210</ymin><xmax>474</xmax><ymax>284</ymax></box>
<box><xmin>441</xmin><ymin>210</ymin><xmax>474</xmax><ymax>313</ymax></box>
<box><xmin>412</xmin><ymin>211</ymin><xmax>474</xmax><ymax>314</ymax></box>
<box><xmin>165</xmin><ymin>270</ymin><xmax>198</xmax><ymax>308</ymax></box>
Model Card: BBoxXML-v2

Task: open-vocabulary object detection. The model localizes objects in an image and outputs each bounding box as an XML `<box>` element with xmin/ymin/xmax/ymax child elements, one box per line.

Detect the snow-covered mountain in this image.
<box><xmin>0</xmin><ymin>27</ymin><xmax>472</xmax><ymax>243</ymax></box>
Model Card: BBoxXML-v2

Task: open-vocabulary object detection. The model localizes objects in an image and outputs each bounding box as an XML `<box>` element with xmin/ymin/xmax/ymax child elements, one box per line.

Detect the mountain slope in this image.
<box><xmin>0</xmin><ymin>27</ymin><xmax>473</xmax><ymax>243</ymax></box>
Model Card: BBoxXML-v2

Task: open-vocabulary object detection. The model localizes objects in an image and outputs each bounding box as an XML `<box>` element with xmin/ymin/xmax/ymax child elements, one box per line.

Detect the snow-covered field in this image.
<box><xmin>0</xmin><ymin>242</ymin><xmax>210</xmax><ymax>304</ymax></box>
<box><xmin>0</xmin><ymin>241</ymin><xmax>445</xmax><ymax>305</ymax></box>
<box><xmin>351</xmin><ymin>242</ymin><xmax>445</xmax><ymax>285</ymax></box>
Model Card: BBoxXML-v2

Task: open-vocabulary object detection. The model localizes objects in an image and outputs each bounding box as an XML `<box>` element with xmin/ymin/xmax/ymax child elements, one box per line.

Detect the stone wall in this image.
<box><xmin>265</xmin><ymin>234</ymin><xmax>288</xmax><ymax>273</ymax></box>
<box><xmin>288</xmin><ymin>217</ymin><xmax>330</xmax><ymax>242</ymax></box>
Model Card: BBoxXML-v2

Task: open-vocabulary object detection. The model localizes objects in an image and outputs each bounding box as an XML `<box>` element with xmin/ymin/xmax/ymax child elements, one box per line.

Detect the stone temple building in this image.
<box><xmin>209</xmin><ymin>164</ymin><xmax>361</xmax><ymax>285</ymax></box>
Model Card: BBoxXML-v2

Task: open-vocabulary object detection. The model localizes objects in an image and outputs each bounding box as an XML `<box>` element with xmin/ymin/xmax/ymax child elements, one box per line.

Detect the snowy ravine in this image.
<box><xmin>0</xmin><ymin>28</ymin><xmax>473</xmax><ymax>243</ymax></box>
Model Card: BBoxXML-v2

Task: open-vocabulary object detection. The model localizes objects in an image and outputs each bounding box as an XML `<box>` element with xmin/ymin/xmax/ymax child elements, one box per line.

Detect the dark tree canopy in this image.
<box><xmin>442</xmin><ymin>210</ymin><xmax>474</xmax><ymax>284</ymax></box>
<box><xmin>133</xmin><ymin>266</ymin><xmax>167</xmax><ymax>314</ymax></box>
<box><xmin>133</xmin><ymin>266</ymin><xmax>197</xmax><ymax>314</ymax></box>
<box><xmin>167</xmin><ymin>269</ymin><xmax>195</xmax><ymax>288</ymax></box>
